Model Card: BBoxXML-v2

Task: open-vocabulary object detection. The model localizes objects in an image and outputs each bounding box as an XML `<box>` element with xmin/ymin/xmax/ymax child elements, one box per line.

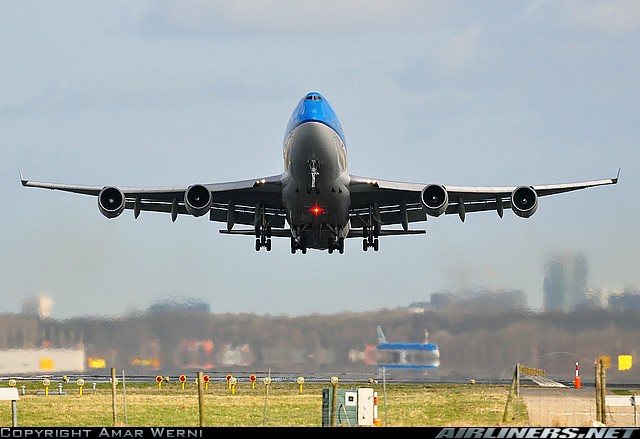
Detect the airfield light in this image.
<box><xmin>250</xmin><ymin>374</ymin><xmax>256</xmax><ymax>390</ymax></box>
<box><xmin>229</xmin><ymin>376</ymin><xmax>237</xmax><ymax>395</ymax></box>
<box><xmin>226</xmin><ymin>374</ymin><xmax>232</xmax><ymax>389</ymax></box>
<box><xmin>77</xmin><ymin>378</ymin><xmax>85</xmax><ymax>396</ymax></box>
<box><xmin>156</xmin><ymin>375</ymin><xmax>163</xmax><ymax>390</ymax></box>
<box><xmin>179</xmin><ymin>374</ymin><xmax>187</xmax><ymax>391</ymax></box>
<box><xmin>42</xmin><ymin>378</ymin><xmax>51</xmax><ymax>396</ymax></box>
<box><xmin>203</xmin><ymin>374</ymin><xmax>210</xmax><ymax>390</ymax></box>
<box><xmin>296</xmin><ymin>376</ymin><xmax>305</xmax><ymax>394</ymax></box>
<box><xmin>8</xmin><ymin>379</ymin><xmax>16</xmax><ymax>387</ymax></box>
<box><xmin>263</xmin><ymin>376</ymin><xmax>271</xmax><ymax>394</ymax></box>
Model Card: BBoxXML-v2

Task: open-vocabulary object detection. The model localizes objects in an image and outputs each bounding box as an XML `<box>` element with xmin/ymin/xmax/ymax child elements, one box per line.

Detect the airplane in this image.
<box><xmin>374</xmin><ymin>326</ymin><xmax>440</xmax><ymax>370</ymax></box>
<box><xmin>21</xmin><ymin>91</ymin><xmax>619</xmax><ymax>254</ymax></box>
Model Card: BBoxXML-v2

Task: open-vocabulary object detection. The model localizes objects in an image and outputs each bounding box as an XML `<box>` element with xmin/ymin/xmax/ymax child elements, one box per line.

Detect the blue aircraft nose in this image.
<box><xmin>284</xmin><ymin>92</ymin><xmax>346</xmax><ymax>145</ymax></box>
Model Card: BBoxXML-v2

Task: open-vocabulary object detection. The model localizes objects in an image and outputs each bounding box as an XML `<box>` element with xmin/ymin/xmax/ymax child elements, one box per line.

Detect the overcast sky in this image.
<box><xmin>1</xmin><ymin>1</ymin><xmax>638</xmax><ymax>320</ymax></box>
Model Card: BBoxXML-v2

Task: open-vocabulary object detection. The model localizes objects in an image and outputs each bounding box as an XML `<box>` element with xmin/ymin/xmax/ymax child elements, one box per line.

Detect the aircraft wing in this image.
<box><xmin>20</xmin><ymin>173</ymin><xmax>287</xmax><ymax>228</ymax></box>
<box><xmin>348</xmin><ymin>170</ymin><xmax>619</xmax><ymax>227</ymax></box>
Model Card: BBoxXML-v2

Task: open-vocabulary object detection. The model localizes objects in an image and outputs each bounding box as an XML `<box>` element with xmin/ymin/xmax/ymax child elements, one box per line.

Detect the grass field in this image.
<box><xmin>0</xmin><ymin>379</ymin><xmax>528</xmax><ymax>427</ymax></box>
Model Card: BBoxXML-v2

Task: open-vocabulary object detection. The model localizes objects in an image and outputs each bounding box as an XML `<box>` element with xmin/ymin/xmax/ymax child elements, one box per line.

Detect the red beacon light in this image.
<box><xmin>310</xmin><ymin>204</ymin><xmax>324</xmax><ymax>216</ymax></box>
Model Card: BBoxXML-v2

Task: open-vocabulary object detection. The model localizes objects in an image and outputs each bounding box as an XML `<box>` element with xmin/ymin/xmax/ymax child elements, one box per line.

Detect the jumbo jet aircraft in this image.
<box><xmin>21</xmin><ymin>92</ymin><xmax>619</xmax><ymax>254</ymax></box>
<box><xmin>374</xmin><ymin>326</ymin><xmax>440</xmax><ymax>370</ymax></box>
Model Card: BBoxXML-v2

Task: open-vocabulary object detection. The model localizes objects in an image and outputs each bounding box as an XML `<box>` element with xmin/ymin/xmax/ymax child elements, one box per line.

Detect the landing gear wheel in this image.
<box><xmin>373</xmin><ymin>239</ymin><xmax>379</xmax><ymax>251</ymax></box>
<box><xmin>255</xmin><ymin>239</ymin><xmax>261</xmax><ymax>251</ymax></box>
<box><xmin>266</xmin><ymin>238</ymin><xmax>272</xmax><ymax>251</ymax></box>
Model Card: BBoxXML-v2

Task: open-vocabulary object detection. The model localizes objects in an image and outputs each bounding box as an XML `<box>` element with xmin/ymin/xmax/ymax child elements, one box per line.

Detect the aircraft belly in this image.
<box><xmin>281</xmin><ymin>119</ymin><xmax>351</xmax><ymax>249</ymax></box>
<box><xmin>283</xmin><ymin>177</ymin><xmax>351</xmax><ymax>249</ymax></box>
<box><xmin>286</xmin><ymin>191</ymin><xmax>350</xmax><ymax>225</ymax></box>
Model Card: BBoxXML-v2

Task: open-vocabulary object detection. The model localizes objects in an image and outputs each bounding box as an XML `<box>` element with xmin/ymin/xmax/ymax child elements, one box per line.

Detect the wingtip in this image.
<box><xmin>19</xmin><ymin>171</ymin><xmax>27</xmax><ymax>186</ymax></box>
<box><xmin>613</xmin><ymin>167</ymin><xmax>621</xmax><ymax>184</ymax></box>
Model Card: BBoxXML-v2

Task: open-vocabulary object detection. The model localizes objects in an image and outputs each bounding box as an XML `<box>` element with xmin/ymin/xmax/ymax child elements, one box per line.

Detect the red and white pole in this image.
<box><xmin>574</xmin><ymin>361</ymin><xmax>581</xmax><ymax>388</ymax></box>
<box><xmin>373</xmin><ymin>391</ymin><xmax>381</xmax><ymax>426</ymax></box>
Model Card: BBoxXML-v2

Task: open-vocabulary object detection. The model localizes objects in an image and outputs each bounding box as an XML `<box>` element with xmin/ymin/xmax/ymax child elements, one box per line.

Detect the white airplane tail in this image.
<box><xmin>376</xmin><ymin>326</ymin><xmax>386</xmax><ymax>343</ymax></box>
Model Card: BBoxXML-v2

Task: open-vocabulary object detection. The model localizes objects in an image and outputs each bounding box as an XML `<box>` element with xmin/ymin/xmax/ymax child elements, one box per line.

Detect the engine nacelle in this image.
<box><xmin>420</xmin><ymin>184</ymin><xmax>449</xmax><ymax>217</ymax></box>
<box><xmin>98</xmin><ymin>186</ymin><xmax>126</xmax><ymax>219</ymax></box>
<box><xmin>184</xmin><ymin>184</ymin><xmax>213</xmax><ymax>217</ymax></box>
<box><xmin>511</xmin><ymin>186</ymin><xmax>538</xmax><ymax>218</ymax></box>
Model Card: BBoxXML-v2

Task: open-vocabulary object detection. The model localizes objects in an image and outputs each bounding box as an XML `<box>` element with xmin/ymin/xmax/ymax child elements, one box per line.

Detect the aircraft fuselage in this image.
<box><xmin>281</xmin><ymin>93</ymin><xmax>351</xmax><ymax>252</ymax></box>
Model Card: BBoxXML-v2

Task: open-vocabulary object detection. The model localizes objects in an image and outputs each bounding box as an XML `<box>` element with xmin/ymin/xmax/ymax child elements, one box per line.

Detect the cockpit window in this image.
<box><xmin>305</xmin><ymin>94</ymin><xmax>322</xmax><ymax>101</ymax></box>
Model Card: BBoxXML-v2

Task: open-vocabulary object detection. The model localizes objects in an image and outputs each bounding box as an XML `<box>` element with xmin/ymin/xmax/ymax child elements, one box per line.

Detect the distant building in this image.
<box><xmin>543</xmin><ymin>252</ymin><xmax>588</xmax><ymax>312</ymax></box>
<box><xmin>423</xmin><ymin>288</ymin><xmax>527</xmax><ymax>312</ymax></box>
<box><xmin>147</xmin><ymin>297</ymin><xmax>210</xmax><ymax>314</ymax></box>
<box><xmin>21</xmin><ymin>293</ymin><xmax>53</xmax><ymax>319</ymax></box>
<box><xmin>608</xmin><ymin>288</ymin><xmax>640</xmax><ymax>311</ymax></box>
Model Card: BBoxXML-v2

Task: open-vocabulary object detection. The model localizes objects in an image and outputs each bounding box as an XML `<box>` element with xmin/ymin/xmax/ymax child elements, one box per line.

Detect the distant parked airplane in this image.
<box><xmin>21</xmin><ymin>92</ymin><xmax>619</xmax><ymax>254</ymax></box>
<box><xmin>375</xmin><ymin>326</ymin><xmax>440</xmax><ymax>370</ymax></box>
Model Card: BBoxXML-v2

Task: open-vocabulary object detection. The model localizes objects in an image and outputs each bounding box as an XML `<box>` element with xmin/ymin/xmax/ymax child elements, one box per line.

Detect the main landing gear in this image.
<box><xmin>362</xmin><ymin>204</ymin><xmax>381</xmax><ymax>252</ymax></box>
<box><xmin>290</xmin><ymin>226</ymin><xmax>307</xmax><ymax>254</ymax></box>
<box><xmin>328</xmin><ymin>236</ymin><xmax>345</xmax><ymax>254</ymax></box>
<box><xmin>291</xmin><ymin>237</ymin><xmax>307</xmax><ymax>254</ymax></box>
<box><xmin>255</xmin><ymin>225</ymin><xmax>272</xmax><ymax>251</ymax></box>
<box><xmin>362</xmin><ymin>226</ymin><xmax>379</xmax><ymax>251</ymax></box>
<box><xmin>254</xmin><ymin>204</ymin><xmax>272</xmax><ymax>251</ymax></box>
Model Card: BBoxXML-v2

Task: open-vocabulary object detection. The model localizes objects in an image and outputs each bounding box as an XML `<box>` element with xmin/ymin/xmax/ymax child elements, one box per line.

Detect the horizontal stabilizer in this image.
<box><xmin>220</xmin><ymin>229</ymin><xmax>292</xmax><ymax>237</ymax></box>
<box><xmin>220</xmin><ymin>228</ymin><xmax>425</xmax><ymax>238</ymax></box>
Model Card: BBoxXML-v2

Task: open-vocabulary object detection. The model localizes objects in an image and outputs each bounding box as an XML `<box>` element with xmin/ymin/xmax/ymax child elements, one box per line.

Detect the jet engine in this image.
<box><xmin>511</xmin><ymin>186</ymin><xmax>538</xmax><ymax>218</ymax></box>
<box><xmin>184</xmin><ymin>184</ymin><xmax>213</xmax><ymax>217</ymax></box>
<box><xmin>98</xmin><ymin>186</ymin><xmax>126</xmax><ymax>219</ymax></box>
<box><xmin>420</xmin><ymin>184</ymin><xmax>449</xmax><ymax>217</ymax></box>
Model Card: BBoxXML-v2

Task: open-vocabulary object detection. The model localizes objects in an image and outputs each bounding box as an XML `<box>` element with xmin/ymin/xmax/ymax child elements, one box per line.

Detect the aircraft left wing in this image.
<box><xmin>20</xmin><ymin>173</ymin><xmax>286</xmax><ymax>229</ymax></box>
<box><xmin>348</xmin><ymin>170</ymin><xmax>619</xmax><ymax>228</ymax></box>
